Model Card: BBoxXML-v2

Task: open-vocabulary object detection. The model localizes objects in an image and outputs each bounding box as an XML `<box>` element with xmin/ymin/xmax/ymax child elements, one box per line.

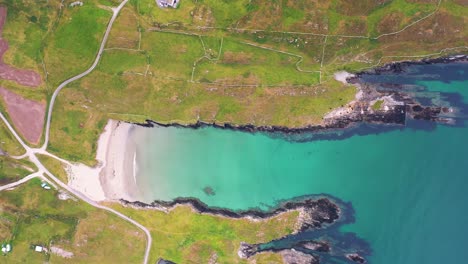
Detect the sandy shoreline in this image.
<box><xmin>66</xmin><ymin>71</ymin><xmax>357</xmax><ymax>203</ymax></box>
<box><xmin>66</xmin><ymin>119</ymin><xmax>141</xmax><ymax>202</ymax></box>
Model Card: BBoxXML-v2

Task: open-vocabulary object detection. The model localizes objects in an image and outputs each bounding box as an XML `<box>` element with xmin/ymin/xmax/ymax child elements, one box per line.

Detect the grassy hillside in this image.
<box><xmin>0</xmin><ymin>0</ymin><xmax>466</xmax><ymax>161</ymax></box>
<box><xmin>110</xmin><ymin>203</ymin><xmax>299</xmax><ymax>263</ymax></box>
<box><xmin>0</xmin><ymin>179</ymin><xmax>146</xmax><ymax>263</ymax></box>
<box><xmin>0</xmin><ymin>178</ymin><xmax>299</xmax><ymax>263</ymax></box>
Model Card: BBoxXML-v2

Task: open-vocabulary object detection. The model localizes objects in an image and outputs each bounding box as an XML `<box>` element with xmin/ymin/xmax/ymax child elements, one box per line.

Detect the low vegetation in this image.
<box><xmin>0</xmin><ymin>0</ymin><xmax>465</xmax><ymax>162</ymax></box>
<box><xmin>36</xmin><ymin>154</ymin><xmax>69</xmax><ymax>183</ymax></box>
<box><xmin>0</xmin><ymin>179</ymin><xmax>146</xmax><ymax>263</ymax></box>
<box><xmin>372</xmin><ymin>100</ymin><xmax>384</xmax><ymax>111</ymax></box>
<box><xmin>0</xmin><ymin>121</ymin><xmax>23</xmax><ymax>156</ymax></box>
<box><xmin>0</xmin><ymin>179</ymin><xmax>299</xmax><ymax>263</ymax></box>
<box><xmin>110</xmin><ymin>203</ymin><xmax>299</xmax><ymax>263</ymax></box>
<box><xmin>0</xmin><ymin>156</ymin><xmax>35</xmax><ymax>185</ymax></box>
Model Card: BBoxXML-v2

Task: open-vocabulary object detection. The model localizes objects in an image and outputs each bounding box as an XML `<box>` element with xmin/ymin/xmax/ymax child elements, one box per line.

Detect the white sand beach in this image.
<box><xmin>66</xmin><ymin>119</ymin><xmax>142</xmax><ymax>202</ymax></box>
<box><xmin>334</xmin><ymin>71</ymin><xmax>355</xmax><ymax>85</ymax></box>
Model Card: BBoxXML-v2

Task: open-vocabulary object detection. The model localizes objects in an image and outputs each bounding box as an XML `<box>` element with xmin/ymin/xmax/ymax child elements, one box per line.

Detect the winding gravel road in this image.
<box><xmin>42</xmin><ymin>0</ymin><xmax>127</xmax><ymax>150</ymax></box>
<box><xmin>0</xmin><ymin>1</ymin><xmax>152</xmax><ymax>263</ymax></box>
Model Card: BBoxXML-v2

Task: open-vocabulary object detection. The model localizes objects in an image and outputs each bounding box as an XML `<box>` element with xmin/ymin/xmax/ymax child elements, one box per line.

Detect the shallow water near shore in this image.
<box><xmin>129</xmin><ymin>61</ymin><xmax>468</xmax><ymax>263</ymax></box>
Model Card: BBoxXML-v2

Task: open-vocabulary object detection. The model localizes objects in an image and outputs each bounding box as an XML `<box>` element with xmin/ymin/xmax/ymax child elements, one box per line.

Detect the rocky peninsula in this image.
<box><xmin>120</xmin><ymin>196</ymin><xmax>368</xmax><ymax>263</ymax></box>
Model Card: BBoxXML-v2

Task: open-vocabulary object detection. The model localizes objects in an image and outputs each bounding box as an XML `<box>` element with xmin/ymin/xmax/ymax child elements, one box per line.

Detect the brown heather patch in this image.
<box><xmin>251</xmin><ymin>251</ymin><xmax>284</xmax><ymax>263</ymax></box>
<box><xmin>296</xmin><ymin>10</ymin><xmax>330</xmax><ymax>34</ymax></box>
<box><xmin>379</xmin><ymin>11</ymin><xmax>466</xmax><ymax>45</ymax></box>
<box><xmin>107</xmin><ymin>7</ymin><xmax>140</xmax><ymax>49</ymax></box>
<box><xmin>207</xmin><ymin>84</ymin><xmax>256</xmax><ymax>98</ymax></box>
<box><xmin>336</xmin><ymin>0</ymin><xmax>391</xmax><ymax>16</ymax></box>
<box><xmin>453</xmin><ymin>0</ymin><xmax>468</xmax><ymax>6</ymax></box>
<box><xmin>237</xmin><ymin>0</ymin><xmax>283</xmax><ymax>30</ymax></box>
<box><xmin>336</xmin><ymin>17</ymin><xmax>368</xmax><ymax>35</ymax></box>
<box><xmin>0</xmin><ymin>87</ymin><xmax>45</xmax><ymax>144</ymax></box>
<box><xmin>191</xmin><ymin>5</ymin><xmax>215</xmax><ymax>27</ymax></box>
<box><xmin>406</xmin><ymin>0</ymin><xmax>438</xmax><ymax>3</ymax></box>
<box><xmin>285</xmin><ymin>0</ymin><xmax>332</xmax><ymax>10</ymax></box>
<box><xmin>222</xmin><ymin>51</ymin><xmax>253</xmax><ymax>64</ymax></box>
<box><xmin>377</xmin><ymin>12</ymin><xmax>406</xmax><ymax>34</ymax></box>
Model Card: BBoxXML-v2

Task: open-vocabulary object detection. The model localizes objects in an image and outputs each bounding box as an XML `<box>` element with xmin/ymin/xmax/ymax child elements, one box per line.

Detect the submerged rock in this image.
<box><xmin>298</xmin><ymin>241</ymin><xmax>331</xmax><ymax>252</ymax></box>
<box><xmin>203</xmin><ymin>186</ymin><xmax>216</xmax><ymax>196</ymax></box>
<box><xmin>346</xmin><ymin>253</ymin><xmax>366</xmax><ymax>263</ymax></box>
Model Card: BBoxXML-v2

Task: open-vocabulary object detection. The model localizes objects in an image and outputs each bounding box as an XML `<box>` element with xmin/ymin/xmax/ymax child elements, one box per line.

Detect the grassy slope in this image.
<box><xmin>110</xmin><ymin>204</ymin><xmax>299</xmax><ymax>263</ymax></box>
<box><xmin>39</xmin><ymin>0</ymin><xmax>466</xmax><ymax>163</ymax></box>
<box><xmin>0</xmin><ymin>1</ymin><xmax>466</xmax><ymax>160</ymax></box>
<box><xmin>0</xmin><ymin>179</ymin><xmax>299</xmax><ymax>263</ymax></box>
<box><xmin>0</xmin><ymin>179</ymin><xmax>146</xmax><ymax>263</ymax></box>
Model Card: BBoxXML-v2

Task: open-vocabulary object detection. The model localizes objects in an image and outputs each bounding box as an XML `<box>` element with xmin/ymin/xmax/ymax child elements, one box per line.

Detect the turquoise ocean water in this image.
<box><xmin>132</xmin><ymin>62</ymin><xmax>468</xmax><ymax>263</ymax></box>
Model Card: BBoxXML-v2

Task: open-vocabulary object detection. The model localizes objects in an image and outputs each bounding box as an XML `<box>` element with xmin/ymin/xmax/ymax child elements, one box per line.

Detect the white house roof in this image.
<box><xmin>35</xmin><ymin>246</ymin><xmax>43</xmax><ymax>252</ymax></box>
<box><xmin>157</xmin><ymin>0</ymin><xmax>179</xmax><ymax>8</ymax></box>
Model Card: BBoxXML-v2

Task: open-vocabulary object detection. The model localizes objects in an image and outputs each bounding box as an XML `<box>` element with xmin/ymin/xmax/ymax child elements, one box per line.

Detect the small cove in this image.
<box><xmin>128</xmin><ymin>61</ymin><xmax>468</xmax><ymax>263</ymax></box>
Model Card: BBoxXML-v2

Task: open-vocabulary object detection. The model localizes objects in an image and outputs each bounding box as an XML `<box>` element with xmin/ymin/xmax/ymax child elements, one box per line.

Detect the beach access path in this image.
<box><xmin>0</xmin><ymin>1</ymin><xmax>152</xmax><ymax>264</ymax></box>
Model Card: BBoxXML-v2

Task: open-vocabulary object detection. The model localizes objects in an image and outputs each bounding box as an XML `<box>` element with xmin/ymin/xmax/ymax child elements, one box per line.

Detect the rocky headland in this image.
<box><xmin>120</xmin><ymin>196</ymin><xmax>340</xmax><ymax>232</ymax></box>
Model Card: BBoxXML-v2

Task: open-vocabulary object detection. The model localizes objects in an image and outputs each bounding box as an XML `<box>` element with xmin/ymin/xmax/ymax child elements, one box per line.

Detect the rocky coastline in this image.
<box><xmin>118</xmin><ymin>55</ymin><xmax>466</xmax><ymax>263</ymax></box>
<box><xmin>354</xmin><ymin>54</ymin><xmax>467</xmax><ymax>76</ymax></box>
<box><xmin>120</xmin><ymin>196</ymin><xmax>340</xmax><ymax>232</ymax></box>
<box><xmin>134</xmin><ymin>54</ymin><xmax>467</xmax><ymax>139</ymax></box>
<box><xmin>120</xmin><ymin>196</ymin><xmax>369</xmax><ymax>263</ymax></box>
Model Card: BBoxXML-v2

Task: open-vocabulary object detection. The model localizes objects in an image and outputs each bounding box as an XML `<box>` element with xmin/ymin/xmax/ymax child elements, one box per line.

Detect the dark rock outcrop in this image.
<box><xmin>299</xmin><ymin>241</ymin><xmax>331</xmax><ymax>252</ymax></box>
<box><xmin>121</xmin><ymin>197</ymin><xmax>340</xmax><ymax>230</ymax></box>
<box><xmin>238</xmin><ymin>242</ymin><xmax>258</xmax><ymax>259</ymax></box>
<box><xmin>280</xmin><ymin>249</ymin><xmax>319</xmax><ymax>264</ymax></box>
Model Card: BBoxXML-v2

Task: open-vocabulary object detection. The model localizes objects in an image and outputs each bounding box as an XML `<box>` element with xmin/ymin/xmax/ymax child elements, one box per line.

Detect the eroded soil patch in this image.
<box><xmin>0</xmin><ymin>87</ymin><xmax>45</xmax><ymax>144</ymax></box>
<box><xmin>0</xmin><ymin>6</ymin><xmax>41</xmax><ymax>87</ymax></box>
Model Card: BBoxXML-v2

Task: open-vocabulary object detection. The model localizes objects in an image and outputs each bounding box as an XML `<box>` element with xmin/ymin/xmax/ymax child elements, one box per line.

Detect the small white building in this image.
<box><xmin>1</xmin><ymin>244</ymin><xmax>11</xmax><ymax>253</ymax></box>
<box><xmin>157</xmin><ymin>0</ymin><xmax>179</xmax><ymax>8</ymax></box>
<box><xmin>34</xmin><ymin>246</ymin><xmax>43</xmax><ymax>252</ymax></box>
<box><xmin>70</xmin><ymin>1</ymin><xmax>84</xmax><ymax>7</ymax></box>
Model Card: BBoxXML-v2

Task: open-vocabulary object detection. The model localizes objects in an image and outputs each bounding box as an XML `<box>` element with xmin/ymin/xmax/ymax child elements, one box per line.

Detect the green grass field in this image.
<box><xmin>0</xmin><ymin>121</ymin><xmax>24</xmax><ymax>156</ymax></box>
<box><xmin>0</xmin><ymin>156</ymin><xmax>35</xmax><ymax>185</ymax></box>
<box><xmin>11</xmin><ymin>0</ymin><xmax>457</xmax><ymax>163</ymax></box>
<box><xmin>111</xmin><ymin>203</ymin><xmax>299</xmax><ymax>263</ymax></box>
<box><xmin>0</xmin><ymin>179</ymin><xmax>146</xmax><ymax>263</ymax></box>
<box><xmin>0</xmin><ymin>178</ymin><xmax>299</xmax><ymax>263</ymax></box>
